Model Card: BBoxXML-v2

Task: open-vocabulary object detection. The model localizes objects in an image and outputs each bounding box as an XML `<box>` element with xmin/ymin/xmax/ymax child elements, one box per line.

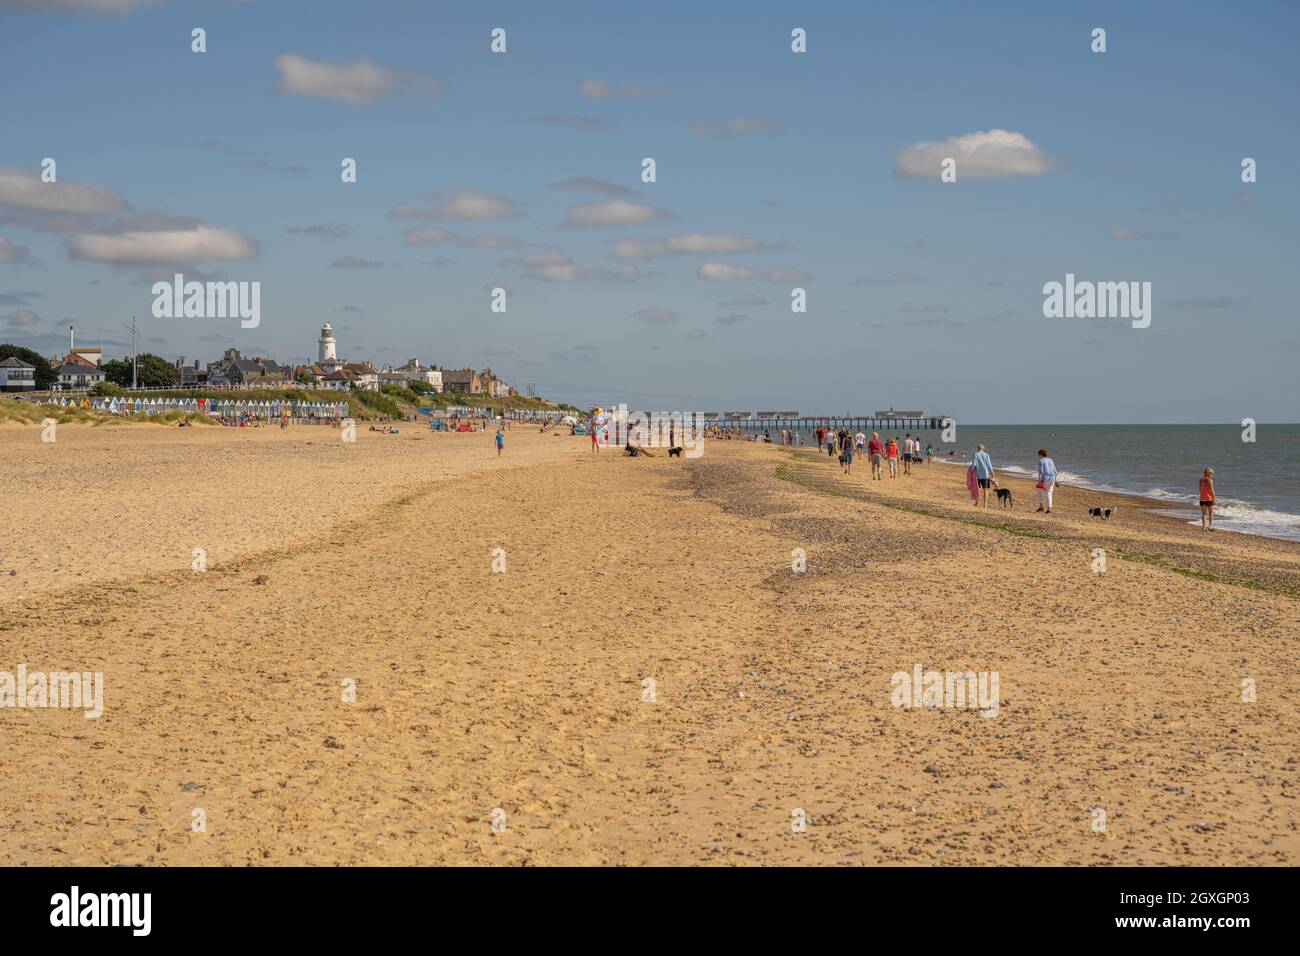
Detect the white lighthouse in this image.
<box><xmin>319</xmin><ymin>323</ymin><xmax>337</xmax><ymax>364</ymax></box>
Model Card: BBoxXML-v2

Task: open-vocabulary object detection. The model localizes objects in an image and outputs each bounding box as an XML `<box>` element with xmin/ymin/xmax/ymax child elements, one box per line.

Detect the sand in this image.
<box><xmin>1</xmin><ymin>421</ymin><xmax>1296</xmax><ymax>865</ymax></box>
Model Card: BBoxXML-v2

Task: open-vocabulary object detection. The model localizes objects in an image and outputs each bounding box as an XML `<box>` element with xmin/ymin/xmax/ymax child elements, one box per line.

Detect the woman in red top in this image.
<box><xmin>1199</xmin><ymin>468</ymin><xmax>1215</xmax><ymax>531</ymax></box>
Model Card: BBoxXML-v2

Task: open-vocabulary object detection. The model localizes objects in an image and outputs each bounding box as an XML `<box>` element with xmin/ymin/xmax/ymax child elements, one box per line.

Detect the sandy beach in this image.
<box><xmin>1</xmin><ymin>422</ymin><xmax>1296</xmax><ymax>865</ymax></box>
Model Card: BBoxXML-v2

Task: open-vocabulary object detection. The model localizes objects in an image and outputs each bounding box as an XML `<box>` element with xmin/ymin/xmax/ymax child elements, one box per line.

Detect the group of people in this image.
<box><xmin>814</xmin><ymin>427</ymin><xmax>933</xmax><ymax>480</ymax></box>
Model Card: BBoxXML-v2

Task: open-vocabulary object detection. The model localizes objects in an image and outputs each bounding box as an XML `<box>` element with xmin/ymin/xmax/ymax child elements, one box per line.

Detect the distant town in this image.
<box><xmin>0</xmin><ymin>322</ymin><xmax>519</xmax><ymax>399</ymax></box>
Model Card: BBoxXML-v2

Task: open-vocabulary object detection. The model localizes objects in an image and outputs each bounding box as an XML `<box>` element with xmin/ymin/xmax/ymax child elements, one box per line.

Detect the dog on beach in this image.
<box><xmin>994</xmin><ymin>487</ymin><xmax>1013</xmax><ymax>509</ymax></box>
<box><xmin>668</xmin><ymin>446</ymin><xmax>683</xmax><ymax>458</ymax></box>
<box><xmin>1088</xmin><ymin>506</ymin><xmax>1115</xmax><ymax>519</ymax></box>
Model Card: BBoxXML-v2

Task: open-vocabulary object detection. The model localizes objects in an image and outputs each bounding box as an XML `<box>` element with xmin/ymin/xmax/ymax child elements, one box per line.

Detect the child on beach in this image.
<box><xmin>496</xmin><ymin>429</ymin><xmax>504</xmax><ymax>457</ymax></box>
<box><xmin>886</xmin><ymin>437</ymin><xmax>899</xmax><ymax>477</ymax></box>
<box><xmin>1199</xmin><ymin>468</ymin><xmax>1215</xmax><ymax>531</ymax></box>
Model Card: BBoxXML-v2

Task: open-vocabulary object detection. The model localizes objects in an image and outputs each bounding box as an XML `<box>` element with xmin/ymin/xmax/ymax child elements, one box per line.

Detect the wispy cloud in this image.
<box><xmin>273</xmin><ymin>53</ymin><xmax>440</xmax><ymax>105</ymax></box>
<box><xmin>331</xmin><ymin>255</ymin><xmax>382</xmax><ymax>269</ymax></box>
<box><xmin>561</xmin><ymin>200</ymin><xmax>675</xmax><ymax>228</ymax></box>
<box><xmin>389</xmin><ymin>189</ymin><xmax>524</xmax><ymax>222</ymax></box>
<box><xmin>633</xmin><ymin>308</ymin><xmax>678</xmax><ymax>324</ymax></box>
<box><xmin>0</xmin><ymin>236</ymin><xmax>32</xmax><ymax>263</ymax></box>
<box><xmin>551</xmin><ymin>177</ymin><xmax>638</xmax><ymax>197</ymax></box>
<box><xmin>610</xmin><ymin>233</ymin><xmax>771</xmax><ymax>260</ymax></box>
<box><xmin>287</xmin><ymin>223</ymin><xmax>347</xmax><ymax>238</ymax></box>
<box><xmin>689</xmin><ymin>116</ymin><xmax>786</xmax><ymax>137</ymax></box>
<box><xmin>579</xmin><ymin>78</ymin><xmax>666</xmax><ymax>100</ymax></box>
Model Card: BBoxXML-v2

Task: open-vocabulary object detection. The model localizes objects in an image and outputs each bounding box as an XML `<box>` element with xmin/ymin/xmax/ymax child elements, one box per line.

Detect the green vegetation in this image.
<box><xmin>89</xmin><ymin>381</ymin><xmax>127</xmax><ymax>398</ymax></box>
<box><xmin>0</xmin><ymin>344</ymin><xmax>55</xmax><ymax>390</ymax></box>
<box><xmin>100</xmin><ymin>353</ymin><xmax>181</xmax><ymax>388</ymax></box>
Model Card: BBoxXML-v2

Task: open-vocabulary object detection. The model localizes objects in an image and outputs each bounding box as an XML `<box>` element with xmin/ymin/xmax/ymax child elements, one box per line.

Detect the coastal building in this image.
<box><xmin>479</xmin><ymin>368</ymin><xmax>512</xmax><ymax>397</ymax></box>
<box><xmin>387</xmin><ymin>359</ymin><xmax>444</xmax><ymax>392</ymax></box>
<box><xmin>0</xmin><ymin>356</ymin><xmax>36</xmax><ymax>392</ymax></box>
<box><xmin>54</xmin><ymin>362</ymin><xmax>105</xmax><ymax>389</ymax></box>
<box><xmin>320</xmin><ymin>368</ymin><xmax>359</xmax><ymax>390</ymax></box>
<box><xmin>319</xmin><ymin>323</ymin><xmax>337</xmax><ymax>364</ymax></box>
<box><xmin>442</xmin><ymin>368</ymin><xmax>482</xmax><ymax>394</ymax></box>
<box><xmin>227</xmin><ymin>357</ymin><xmax>288</xmax><ymax>387</ymax></box>
<box><xmin>342</xmin><ymin>361</ymin><xmax>378</xmax><ymax>391</ymax></box>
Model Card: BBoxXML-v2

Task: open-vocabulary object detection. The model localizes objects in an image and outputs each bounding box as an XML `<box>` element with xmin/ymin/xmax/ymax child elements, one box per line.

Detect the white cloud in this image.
<box><xmin>562</xmin><ymin>200</ymin><xmax>675</xmax><ymax>227</ymax></box>
<box><xmin>893</xmin><ymin>129</ymin><xmax>1059</xmax><ymax>180</ymax></box>
<box><xmin>503</xmin><ymin>249</ymin><xmax>639</xmax><ymax>282</ymax></box>
<box><xmin>579</xmin><ymin>78</ymin><xmax>666</xmax><ymax>100</ymax></box>
<box><xmin>389</xmin><ymin>189</ymin><xmax>523</xmax><ymax>221</ymax></box>
<box><xmin>0</xmin><ymin>167</ymin><xmax>128</xmax><ymax>214</ymax></box>
<box><xmin>765</xmin><ymin>267</ymin><xmax>810</xmax><ymax>282</ymax></box>
<box><xmin>69</xmin><ymin>216</ymin><xmax>258</xmax><ymax>264</ymax></box>
<box><xmin>612</xmin><ymin>233</ymin><xmax>767</xmax><ymax>260</ymax></box>
<box><xmin>273</xmin><ymin>53</ymin><xmax>439</xmax><ymax>105</ymax></box>
<box><xmin>697</xmin><ymin>263</ymin><xmax>754</xmax><ymax>281</ymax></box>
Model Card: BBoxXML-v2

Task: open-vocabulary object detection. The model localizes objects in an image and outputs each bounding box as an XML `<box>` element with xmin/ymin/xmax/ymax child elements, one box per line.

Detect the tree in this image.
<box><xmin>101</xmin><ymin>352</ymin><xmax>180</xmax><ymax>388</ymax></box>
<box><xmin>0</xmin><ymin>344</ymin><xmax>55</xmax><ymax>389</ymax></box>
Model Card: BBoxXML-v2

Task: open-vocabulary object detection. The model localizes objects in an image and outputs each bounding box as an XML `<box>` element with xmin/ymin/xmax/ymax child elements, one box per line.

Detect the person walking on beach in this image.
<box><xmin>1035</xmin><ymin>448</ymin><xmax>1057</xmax><ymax>513</ymax></box>
<box><xmin>1199</xmin><ymin>468</ymin><xmax>1215</xmax><ymax>531</ymax></box>
<box><xmin>840</xmin><ymin>432</ymin><xmax>854</xmax><ymax>474</ymax></box>
<box><xmin>903</xmin><ymin>433</ymin><xmax>916</xmax><ymax>475</ymax></box>
<box><xmin>971</xmin><ymin>443</ymin><xmax>994</xmax><ymax>507</ymax></box>
<box><xmin>886</xmin><ymin>437</ymin><xmax>899</xmax><ymax>477</ymax></box>
<box><xmin>815</xmin><ymin>426</ymin><xmax>825</xmax><ymax>451</ymax></box>
<box><xmin>868</xmin><ymin>432</ymin><xmax>884</xmax><ymax>480</ymax></box>
<box><xmin>925</xmin><ymin>442</ymin><xmax>934</xmax><ymax>464</ymax></box>
<box><xmin>591</xmin><ymin>425</ymin><xmax>599</xmax><ymax>453</ymax></box>
<box><xmin>496</xmin><ymin>428</ymin><xmax>504</xmax><ymax>457</ymax></box>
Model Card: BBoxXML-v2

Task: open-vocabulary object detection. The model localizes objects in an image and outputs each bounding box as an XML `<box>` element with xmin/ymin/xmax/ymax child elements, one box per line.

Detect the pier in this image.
<box><xmin>707</xmin><ymin>411</ymin><xmax>949</xmax><ymax>434</ymax></box>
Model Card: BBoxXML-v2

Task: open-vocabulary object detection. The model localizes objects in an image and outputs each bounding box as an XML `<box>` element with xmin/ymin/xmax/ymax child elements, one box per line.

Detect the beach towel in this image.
<box><xmin>966</xmin><ymin>466</ymin><xmax>980</xmax><ymax>502</ymax></box>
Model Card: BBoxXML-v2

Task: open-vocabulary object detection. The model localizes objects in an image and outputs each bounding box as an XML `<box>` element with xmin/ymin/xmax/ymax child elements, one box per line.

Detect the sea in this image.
<box><xmin>769</xmin><ymin>423</ymin><xmax>1300</xmax><ymax>542</ymax></box>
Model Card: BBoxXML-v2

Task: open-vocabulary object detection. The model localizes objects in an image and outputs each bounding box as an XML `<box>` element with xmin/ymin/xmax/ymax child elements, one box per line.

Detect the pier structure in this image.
<box><xmin>709</xmin><ymin>411</ymin><xmax>949</xmax><ymax>434</ymax></box>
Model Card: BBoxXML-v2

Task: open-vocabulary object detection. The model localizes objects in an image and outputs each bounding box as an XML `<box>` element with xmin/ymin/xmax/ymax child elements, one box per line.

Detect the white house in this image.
<box><xmin>55</xmin><ymin>362</ymin><xmax>105</xmax><ymax>389</ymax></box>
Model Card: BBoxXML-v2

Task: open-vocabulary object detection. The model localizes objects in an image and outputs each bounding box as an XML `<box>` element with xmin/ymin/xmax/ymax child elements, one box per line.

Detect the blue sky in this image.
<box><xmin>1</xmin><ymin>0</ymin><xmax>1297</xmax><ymax>422</ymax></box>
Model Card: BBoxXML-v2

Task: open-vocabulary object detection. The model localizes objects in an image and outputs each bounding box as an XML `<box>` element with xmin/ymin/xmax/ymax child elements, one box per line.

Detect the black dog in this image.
<box><xmin>1088</xmin><ymin>507</ymin><xmax>1115</xmax><ymax>519</ymax></box>
<box><xmin>668</xmin><ymin>446</ymin><xmax>683</xmax><ymax>458</ymax></box>
<box><xmin>995</xmin><ymin>487</ymin><xmax>1014</xmax><ymax>509</ymax></box>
